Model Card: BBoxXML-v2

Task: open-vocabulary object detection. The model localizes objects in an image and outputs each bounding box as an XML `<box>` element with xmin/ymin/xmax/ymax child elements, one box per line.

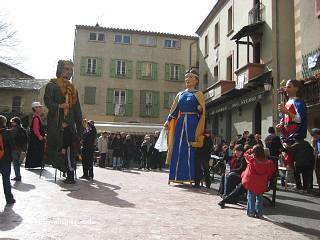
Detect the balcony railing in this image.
<box><xmin>235</xmin><ymin>63</ymin><xmax>265</xmax><ymax>89</ymax></box>
<box><xmin>204</xmin><ymin>80</ymin><xmax>235</xmax><ymax>102</ymax></box>
<box><xmin>303</xmin><ymin>77</ymin><xmax>320</xmax><ymax>106</ymax></box>
<box><xmin>248</xmin><ymin>3</ymin><xmax>265</xmax><ymax>25</ymax></box>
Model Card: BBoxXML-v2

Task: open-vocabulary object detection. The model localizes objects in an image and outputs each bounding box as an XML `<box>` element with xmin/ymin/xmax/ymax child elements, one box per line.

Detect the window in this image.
<box><xmin>253</xmin><ymin>42</ymin><xmax>261</xmax><ymax>63</ymax></box>
<box><xmin>214</xmin><ymin>22</ymin><xmax>220</xmax><ymax>47</ymax></box>
<box><xmin>226</xmin><ymin>55</ymin><xmax>233</xmax><ymax>80</ymax></box>
<box><xmin>213</xmin><ymin>65</ymin><xmax>219</xmax><ymax>82</ymax></box>
<box><xmin>80</xmin><ymin>57</ymin><xmax>102</xmax><ymax>76</ymax></box>
<box><xmin>203</xmin><ymin>73</ymin><xmax>208</xmax><ymax>89</ymax></box>
<box><xmin>140</xmin><ymin>90</ymin><xmax>159</xmax><ymax>117</ymax></box>
<box><xmin>164</xmin><ymin>39</ymin><xmax>180</xmax><ymax>48</ymax></box>
<box><xmin>170</xmin><ymin>64</ymin><xmax>180</xmax><ymax>80</ymax></box>
<box><xmin>142</xmin><ymin>63</ymin><xmax>152</xmax><ymax>77</ymax></box>
<box><xmin>164</xmin><ymin>92</ymin><xmax>177</xmax><ymax>108</ymax></box>
<box><xmin>205</xmin><ymin>35</ymin><xmax>209</xmax><ymax>57</ymax></box>
<box><xmin>84</xmin><ymin>87</ymin><xmax>96</xmax><ymax>105</ymax></box>
<box><xmin>12</xmin><ymin>96</ymin><xmax>21</xmax><ymax>113</ymax></box>
<box><xmin>114</xmin><ymin>34</ymin><xmax>131</xmax><ymax>44</ymax></box>
<box><xmin>114</xmin><ymin>89</ymin><xmax>126</xmax><ymax>116</ymax></box>
<box><xmin>116</xmin><ymin>60</ymin><xmax>126</xmax><ymax>75</ymax></box>
<box><xmin>145</xmin><ymin>92</ymin><xmax>153</xmax><ymax>116</ymax></box>
<box><xmin>228</xmin><ymin>7</ymin><xmax>233</xmax><ymax>33</ymax></box>
<box><xmin>87</xmin><ymin>58</ymin><xmax>97</xmax><ymax>74</ymax></box>
<box><xmin>89</xmin><ymin>32</ymin><xmax>105</xmax><ymax>41</ymax></box>
<box><xmin>139</xmin><ymin>36</ymin><xmax>156</xmax><ymax>46</ymax></box>
<box><xmin>165</xmin><ymin>63</ymin><xmax>185</xmax><ymax>81</ymax></box>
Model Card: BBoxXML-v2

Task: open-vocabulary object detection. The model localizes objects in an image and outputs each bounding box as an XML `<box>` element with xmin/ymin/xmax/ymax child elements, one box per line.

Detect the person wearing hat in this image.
<box><xmin>164</xmin><ymin>69</ymin><xmax>206</xmax><ymax>184</ymax></box>
<box><xmin>25</xmin><ymin>102</ymin><xmax>45</xmax><ymax>169</ymax></box>
<box><xmin>44</xmin><ymin>60</ymin><xmax>83</xmax><ymax>175</ymax></box>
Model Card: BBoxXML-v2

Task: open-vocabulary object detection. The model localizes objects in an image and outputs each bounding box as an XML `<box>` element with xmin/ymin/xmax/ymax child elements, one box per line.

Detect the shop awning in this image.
<box><xmin>94</xmin><ymin>121</ymin><xmax>163</xmax><ymax>134</ymax></box>
<box><xmin>231</xmin><ymin>21</ymin><xmax>265</xmax><ymax>40</ymax></box>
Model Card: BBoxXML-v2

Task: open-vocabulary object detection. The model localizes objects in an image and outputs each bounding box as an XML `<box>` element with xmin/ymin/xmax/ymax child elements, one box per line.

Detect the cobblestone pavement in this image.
<box><xmin>0</xmin><ymin>166</ymin><xmax>318</xmax><ymax>240</ymax></box>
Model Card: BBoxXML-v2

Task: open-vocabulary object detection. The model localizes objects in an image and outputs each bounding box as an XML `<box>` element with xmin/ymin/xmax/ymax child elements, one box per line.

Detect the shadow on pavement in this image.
<box><xmin>262</xmin><ymin>217</ymin><xmax>320</xmax><ymax>240</ymax></box>
<box><xmin>265</xmin><ymin>192</ymin><xmax>320</xmax><ymax>205</ymax></box>
<box><xmin>12</xmin><ymin>181</ymin><xmax>35</xmax><ymax>192</ymax></box>
<box><xmin>264</xmin><ymin>201</ymin><xmax>320</xmax><ymax>221</ymax></box>
<box><xmin>0</xmin><ymin>205</ymin><xmax>23</xmax><ymax>231</ymax></box>
<box><xmin>60</xmin><ymin>179</ymin><xmax>135</xmax><ymax>208</ymax></box>
<box><xmin>173</xmin><ymin>184</ymin><xmax>219</xmax><ymax>195</ymax></box>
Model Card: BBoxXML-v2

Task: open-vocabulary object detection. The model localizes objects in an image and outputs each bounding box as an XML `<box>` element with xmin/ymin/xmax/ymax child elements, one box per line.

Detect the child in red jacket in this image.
<box><xmin>242</xmin><ymin>145</ymin><xmax>276</xmax><ymax>218</ymax></box>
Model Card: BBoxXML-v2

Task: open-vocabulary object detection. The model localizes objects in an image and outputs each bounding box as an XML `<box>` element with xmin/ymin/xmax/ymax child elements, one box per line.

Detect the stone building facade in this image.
<box><xmin>73</xmin><ymin>25</ymin><xmax>198</xmax><ymax>125</ymax></box>
<box><xmin>197</xmin><ymin>0</ymin><xmax>296</xmax><ymax>142</ymax></box>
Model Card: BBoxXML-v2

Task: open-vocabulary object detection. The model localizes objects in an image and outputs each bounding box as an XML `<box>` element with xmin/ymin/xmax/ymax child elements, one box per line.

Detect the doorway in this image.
<box><xmin>253</xmin><ymin>102</ymin><xmax>262</xmax><ymax>134</ymax></box>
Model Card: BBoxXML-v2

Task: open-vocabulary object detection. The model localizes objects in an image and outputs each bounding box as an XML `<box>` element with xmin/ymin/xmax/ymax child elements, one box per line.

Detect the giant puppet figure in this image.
<box><xmin>164</xmin><ymin>69</ymin><xmax>205</xmax><ymax>184</ymax></box>
<box><xmin>44</xmin><ymin>60</ymin><xmax>83</xmax><ymax>182</ymax></box>
<box><xmin>276</xmin><ymin>79</ymin><xmax>307</xmax><ymax>167</ymax></box>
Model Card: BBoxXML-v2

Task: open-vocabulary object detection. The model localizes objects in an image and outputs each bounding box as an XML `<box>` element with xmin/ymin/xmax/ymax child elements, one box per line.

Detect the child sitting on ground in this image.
<box><xmin>242</xmin><ymin>145</ymin><xmax>276</xmax><ymax>218</ymax></box>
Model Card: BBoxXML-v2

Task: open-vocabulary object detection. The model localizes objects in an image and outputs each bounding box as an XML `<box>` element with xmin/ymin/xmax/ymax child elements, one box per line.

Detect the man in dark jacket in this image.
<box><xmin>194</xmin><ymin>130</ymin><xmax>213</xmax><ymax>188</ymax></box>
<box><xmin>0</xmin><ymin>115</ymin><xmax>15</xmax><ymax>204</ymax></box>
<box><xmin>285</xmin><ymin>133</ymin><xmax>315</xmax><ymax>190</ymax></box>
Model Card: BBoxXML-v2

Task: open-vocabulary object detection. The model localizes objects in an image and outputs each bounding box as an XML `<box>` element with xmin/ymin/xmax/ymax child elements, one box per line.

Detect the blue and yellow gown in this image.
<box><xmin>166</xmin><ymin>89</ymin><xmax>206</xmax><ymax>184</ymax></box>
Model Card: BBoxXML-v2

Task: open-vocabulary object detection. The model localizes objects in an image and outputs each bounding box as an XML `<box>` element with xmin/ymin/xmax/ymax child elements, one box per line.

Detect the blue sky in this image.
<box><xmin>1</xmin><ymin>0</ymin><xmax>216</xmax><ymax>78</ymax></box>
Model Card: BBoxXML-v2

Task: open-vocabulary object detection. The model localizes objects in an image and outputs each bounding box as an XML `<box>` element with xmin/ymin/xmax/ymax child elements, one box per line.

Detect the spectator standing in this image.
<box><xmin>81</xmin><ymin>119</ymin><xmax>96</xmax><ymax>180</ymax></box>
<box><xmin>25</xmin><ymin>102</ymin><xmax>45</xmax><ymax>169</ymax></box>
<box><xmin>123</xmin><ymin>134</ymin><xmax>136</xmax><ymax>169</ymax></box>
<box><xmin>111</xmin><ymin>133</ymin><xmax>124</xmax><ymax>170</ymax></box>
<box><xmin>140</xmin><ymin>135</ymin><xmax>153</xmax><ymax>170</ymax></box>
<box><xmin>97</xmin><ymin>131</ymin><xmax>109</xmax><ymax>168</ymax></box>
<box><xmin>194</xmin><ymin>130</ymin><xmax>213</xmax><ymax>188</ymax></box>
<box><xmin>284</xmin><ymin>134</ymin><xmax>315</xmax><ymax>190</ymax></box>
<box><xmin>0</xmin><ymin>115</ymin><xmax>15</xmax><ymax>204</ymax></box>
<box><xmin>9</xmin><ymin>117</ymin><xmax>27</xmax><ymax>181</ymax></box>
<box><xmin>152</xmin><ymin>131</ymin><xmax>163</xmax><ymax>170</ymax></box>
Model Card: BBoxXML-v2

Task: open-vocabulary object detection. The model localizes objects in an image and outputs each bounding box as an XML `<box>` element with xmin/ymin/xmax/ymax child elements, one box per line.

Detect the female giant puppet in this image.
<box><xmin>164</xmin><ymin>69</ymin><xmax>205</xmax><ymax>184</ymax></box>
<box><xmin>276</xmin><ymin>79</ymin><xmax>307</xmax><ymax>167</ymax></box>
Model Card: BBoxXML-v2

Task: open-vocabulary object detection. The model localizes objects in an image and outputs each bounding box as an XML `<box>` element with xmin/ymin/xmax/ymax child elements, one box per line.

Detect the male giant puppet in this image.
<box><xmin>44</xmin><ymin>60</ymin><xmax>83</xmax><ymax>183</ymax></box>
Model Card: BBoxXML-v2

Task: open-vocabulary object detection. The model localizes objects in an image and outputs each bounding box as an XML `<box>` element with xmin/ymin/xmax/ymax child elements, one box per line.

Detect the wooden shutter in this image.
<box><xmin>110</xmin><ymin>59</ymin><xmax>116</xmax><ymax>78</ymax></box>
<box><xmin>106</xmin><ymin>88</ymin><xmax>114</xmax><ymax>115</ymax></box>
<box><xmin>80</xmin><ymin>57</ymin><xmax>86</xmax><ymax>75</ymax></box>
<box><xmin>316</xmin><ymin>0</ymin><xmax>320</xmax><ymax>17</ymax></box>
<box><xmin>165</xmin><ymin>63</ymin><xmax>170</xmax><ymax>80</ymax></box>
<box><xmin>136</xmin><ymin>61</ymin><xmax>142</xmax><ymax>79</ymax></box>
<box><xmin>126</xmin><ymin>60</ymin><xmax>132</xmax><ymax>79</ymax></box>
<box><xmin>84</xmin><ymin>87</ymin><xmax>96</xmax><ymax>104</ymax></box>
<box><xmin>96</xmin><ymin>57</ymin><xmax>103</xmax><ymax>76</ymax></box>
<box><xmin>125</xmin><ymin>89</ymin><xmax>133</xmax><ymax>116</ymax></box>
<box><xmin>152</xmin><ymin>63</ymin><xmax>158</xmax><ymax>80</ymax></box>
<box><xmin>164</xmin><ymin>92</ymin><xmax>169</xmax><ymax>108</ymax></box>
<box><xmin>140</xmin><ymin>90</ymin><xmax>146</xmax><ymax>117</ymax></box>
<box><xmin>152</xmin><ymin>91</ymin><xmax>160</xmax><ymax>117</ymax></box>
<box><xmin>179</xmin><ymin>65</ymin><xmax>186</xmax><ymax>81</ymax></box>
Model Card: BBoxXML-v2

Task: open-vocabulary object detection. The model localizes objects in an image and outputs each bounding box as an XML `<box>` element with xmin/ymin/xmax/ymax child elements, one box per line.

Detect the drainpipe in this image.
<box><xmin>274</xmin><ymin>0</ymin><xmax>280</xmax><ymax>126</ymax></box>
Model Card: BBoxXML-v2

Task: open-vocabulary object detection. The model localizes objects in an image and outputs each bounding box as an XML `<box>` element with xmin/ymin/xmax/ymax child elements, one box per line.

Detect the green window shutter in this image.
<box><xmin>110</xmin><ymin>59</ymin><xmax>116</xmax><ymax>78</ymax></box>
<box><xmin>152</xmin><ymin>91</ymin><xmax>160</xmax><ymax>117</ymax></box>
<box><xmin>140</xmin><ymin>90</ymin><xmax>146</xmax><ymax>117</ymax></box>
<box><xmin>125</xmin><ymin>89</ymin><xmax>133</xmax><ymax>116</ymax></box>
<box><xmin>136</xmin><ymin>61</ymin><xmax>142</xmax><ymax>80</ymax></box>
<box><xmin>80</xmin><ymin>57</ymin><xmax>86</xmax><ymax>75</ymax></box>
<box><xmin>152</xmin><ymin>63</ymin><xmax>157</xmax><ymax>80</ymax></box>
<box><xmin>165</xmin><ymin>63</ymin><xmax>170</xmax><ymax>80</ymax></box>
<box><xmin>106</xmin><ymin>88</ymin><xmax>114</xmax><ymax>115</ymax></box>
<box><xmin>97</xmin><ymin>57</ymin><xmax>102</xmax><ymax>76</ymax></box>
<box><xmin>126</xmin><ymin>60</ymin><xmax>132</xmax><ymax>79</ymax></box>
<box><xmin>179</xmin><ymin>65</ymin><xmax>186</xmax><ymax>81</ymax></box>
<box><xmin>164</xmin><ymin>92</ymin><xmax>169</xmax><ymax>108</ymax></box>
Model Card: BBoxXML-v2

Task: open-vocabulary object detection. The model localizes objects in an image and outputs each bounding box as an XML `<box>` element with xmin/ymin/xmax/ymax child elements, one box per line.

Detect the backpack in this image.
<box><xmin>15</xmin><ymin>126</ymin><xmax>28</xmax><ymax>152</ymax></box>
<box><xmin>0</xmin><ymin>129</ymin><xmax>4</xmax><ymax>160</ymax></box>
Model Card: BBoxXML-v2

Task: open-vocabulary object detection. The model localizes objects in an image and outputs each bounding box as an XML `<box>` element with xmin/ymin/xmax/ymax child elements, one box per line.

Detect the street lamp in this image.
<box><xmin>264</xmin><ymin>77</ymin><xmax>273</xmax><ymax>91</ymax></box>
